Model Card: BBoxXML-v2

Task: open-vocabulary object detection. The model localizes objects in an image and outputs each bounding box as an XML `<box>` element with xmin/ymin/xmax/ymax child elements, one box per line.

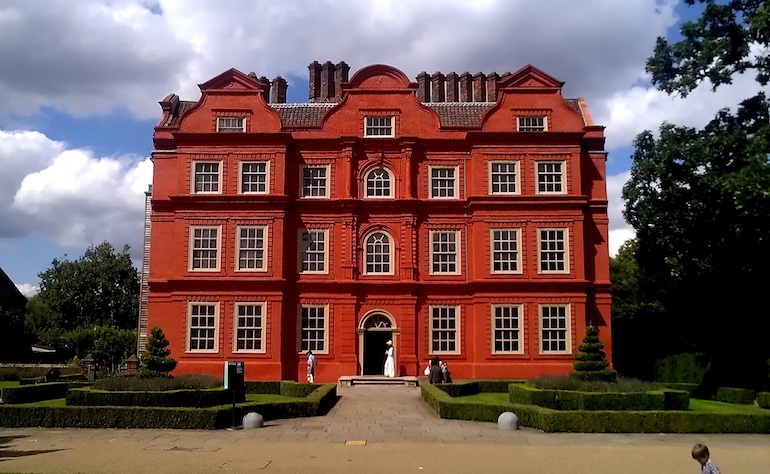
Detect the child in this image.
<box><xmin>692</xmin><ymin>444</ymin><xmax>720</xmax><ymax>474</ymax></box>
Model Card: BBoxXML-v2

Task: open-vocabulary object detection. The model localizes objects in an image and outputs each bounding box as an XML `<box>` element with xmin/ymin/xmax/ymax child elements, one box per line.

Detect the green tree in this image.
<box><xmin>36</xmin><ymin>242</ymin><xmax>140</xmax><ymax>331</ymax></box>
<box><xmin>622</xmin><ymin>0</ymin><xmax>770</xmax><ymax>388</ymax></box>
<box><xmin>139</xmin><ymin>326</ymin><xmax>177</xmax><ymax>378</ymax></box>
<box><xmin>571</xmin><ymin>325</ymin><xmax>617</xmax><ymax>382</ymax></box>
<box><xmin>93</xmin><ymin>326</ymin><xmax>137</xmax><ymax>373</ymax></box>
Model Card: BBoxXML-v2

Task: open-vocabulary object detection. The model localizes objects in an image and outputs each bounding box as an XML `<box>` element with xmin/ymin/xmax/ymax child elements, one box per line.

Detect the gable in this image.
<box><xmin>198</xmin><ymin>68</ymin><xmax>266</xmax><ymax>93</ymax></box>
<box><xmin>498</xmin><ymin>65</ymin><xmax>564</xmax><ymax>90</ymax></box>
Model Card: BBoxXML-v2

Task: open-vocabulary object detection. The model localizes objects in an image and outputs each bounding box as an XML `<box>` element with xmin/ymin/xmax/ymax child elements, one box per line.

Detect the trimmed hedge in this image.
<box><xmin>758</xmin><ymin>392</ymin><xmax>770</xmax><ymax>409</ymax></box>
<box><xmin>245</xmin><ymin>381</ymin><xmax>282</xmax><ymax>394</ymax></box>
<box><xmin>508</xmin><ymin>384</ymin><xmax>689</xmax><ymax>411</ymax></box>
<box><xmin>421</xmin><ymin>384</ymin><xmax>770</xmax><ymax>433</ymax></box>
<box><xmin>0</xmin><ymin>384</ymin><xmax>337</xmax><ymax>429</ymax></box>
<box><xmin>0</xmin><ymin>383</ymin><xmax>69</xmax><ymax>404</ymax></box>
<box><xmin>435</xmin><ymin>380</ymin><xmax>526</xmax><ymax>398</ymax></box>
<box><xmin>66</xmin><ymin>387</ymin><xmax>244</xmax><ymax>407</ymax></box>
<box><xmin>716</xmin><ymin>387</ymin><xmax>755</xmax><ymax>405</ymax></box>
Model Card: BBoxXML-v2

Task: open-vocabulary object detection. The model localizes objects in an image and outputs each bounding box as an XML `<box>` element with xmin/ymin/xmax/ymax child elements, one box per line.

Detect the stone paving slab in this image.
<box><xmin>0</xmin><ymin>384</ymin><xmax>769</xmax><ymax>473</ymax></box>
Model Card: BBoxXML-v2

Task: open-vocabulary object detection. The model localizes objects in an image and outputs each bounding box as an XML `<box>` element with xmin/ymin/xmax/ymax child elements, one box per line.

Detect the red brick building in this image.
<box><xmin>144</xmin><ymin>61</ymin><xmax>611</xmax><ymax>383</ymax></box>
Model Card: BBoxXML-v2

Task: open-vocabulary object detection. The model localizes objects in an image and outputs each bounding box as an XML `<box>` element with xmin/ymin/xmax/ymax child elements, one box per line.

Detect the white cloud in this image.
<box><xmin>0</xmin><ymin>130</ymin><xmax>152</xmax><ymax>254</ymax></box>
<box><xmin>598</xmin><ymin>72</ymin><xmax>763</xmax><ymax>151</ymax></box>
<box><xmin>0</xmin><ymin>0</ymin><xmax>678</xmax><ymax>121</ymax></box>
<box><xmin>15</xmin><ymin>283</ymin><xmax>39</xmax><ymax>297</ymax></box>
<box><xmin>606</xmin><ymin>170</ymin><xmax>635</xmax><ymax>257</ymax></box>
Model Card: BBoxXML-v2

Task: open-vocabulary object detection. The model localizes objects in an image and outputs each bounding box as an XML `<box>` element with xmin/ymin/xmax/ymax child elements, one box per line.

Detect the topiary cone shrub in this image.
<box><xmin>570</xmin><ymin>325</ymin><xmax>618</xmax><ymax>382</ymax></box>
<box><xmin>138</xmin><ymin>326</ymin><xmax>177</xmax><ymax>378</ymax></box>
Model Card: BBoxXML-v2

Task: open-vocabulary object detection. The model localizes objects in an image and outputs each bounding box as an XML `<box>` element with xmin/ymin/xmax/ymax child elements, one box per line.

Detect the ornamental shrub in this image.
<box><xmin>138</xmin><ymin>327</ymin><xmax>177</xmax><ymax>378</ymax></box>
<box><xmin>571</xmin><ymin>325</ymin><xmax>617</xmax><ymax>382</ymax></box>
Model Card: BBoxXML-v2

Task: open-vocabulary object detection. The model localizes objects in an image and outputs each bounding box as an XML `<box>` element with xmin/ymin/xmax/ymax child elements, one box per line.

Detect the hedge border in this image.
<box><xmin>758</xmin><ymin>392</ymin><xmax>770</xmax><ymax>409</ymax></box>
<box><xmin>66</xmin><ymin>387</ymin><xmax>243</xmax><ymax>407</ymax></box>
<box><xmin>0</xmin><ymin>383</ymin><xmax>69</xmax><ymax>404</ymax></box>
<box><xmin>716</xmin><ymin>387</ymin><xmax>755</xmax><ymax>405</ymax></box>
<box><xmin>0</xmin><ymin>383</ymin><xmax>337</xmax><ymax>429</ymax></box>
<box><xmin>508</xmin><ymin>383</ymin><xmax>689</xmax><ymax>411</ymax></box>
<box><xmin>421</xmin><ymin>384</ymin><xmax>770</xmax><ymax>433</ymax></box>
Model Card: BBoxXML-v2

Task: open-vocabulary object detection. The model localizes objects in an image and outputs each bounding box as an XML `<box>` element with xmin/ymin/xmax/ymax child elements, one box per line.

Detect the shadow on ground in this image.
<box><xmin>0</xmin><ymin>435</ymin><xmax>63</xmax><ymax>461</ymax></box>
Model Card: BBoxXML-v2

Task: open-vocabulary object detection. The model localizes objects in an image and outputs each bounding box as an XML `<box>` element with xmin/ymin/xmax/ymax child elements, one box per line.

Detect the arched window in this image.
<box><xmin>364</xmin><ymin>232</ymin><xmax>392</xmax><ymax>274</ymax></box>
<box><xmin>365</xmin><ymin>167</ymin><xmax>392</xmax><ymax>198</ymax></box>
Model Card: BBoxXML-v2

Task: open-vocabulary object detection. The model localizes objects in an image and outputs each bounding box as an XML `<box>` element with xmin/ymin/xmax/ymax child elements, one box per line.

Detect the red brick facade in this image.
<box><xmin>146</xmin><ymin>62</ymin><xmax>611</xmax><ymax>383</ymax></box>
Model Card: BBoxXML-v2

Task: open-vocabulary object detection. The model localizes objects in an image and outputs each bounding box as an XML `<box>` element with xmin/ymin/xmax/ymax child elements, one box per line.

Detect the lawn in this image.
<box><xmin>0</xmin><ymin>381</ymin><xmax>21</xmax><ymax>388</ymax></box>
<box><xmin>244</xmin><ymin>393</ymin><xmax>304</xmax><ymax>403</ymax></box>
<box><xmin>452</xmin><ymin>392</ymin><xmax>770</xmax><ymax>415</ymax></box>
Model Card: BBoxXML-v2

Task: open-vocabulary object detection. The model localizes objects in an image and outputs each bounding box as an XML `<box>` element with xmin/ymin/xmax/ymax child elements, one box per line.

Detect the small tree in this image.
<box><xmin>571</xmin><ymin>325</ymin><xmax>617</xmax><ymax>382</ymax></box>
<box><xmin>138</xmin><ymin>326</ymin><xmax>177</xmax><ymax>378</ymax></box>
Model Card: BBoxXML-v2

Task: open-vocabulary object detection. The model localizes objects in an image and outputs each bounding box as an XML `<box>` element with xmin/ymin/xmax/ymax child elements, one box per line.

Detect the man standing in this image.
<box><xmin>306</xmin><ymin>350</ymin><xmax>317</xmax><ymax>383</ymax></box>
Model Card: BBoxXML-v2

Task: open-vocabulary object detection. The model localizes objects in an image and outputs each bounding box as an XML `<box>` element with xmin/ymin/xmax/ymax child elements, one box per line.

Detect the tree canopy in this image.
<box><xmin>36</xmin><ymin>242</ymin><xmax>140</xmax><ymax>331</ymax></box>
<box><xmin>619</xmin><ymin>0</ymin><xmax>770</xmax><ymax>387</ymax></box>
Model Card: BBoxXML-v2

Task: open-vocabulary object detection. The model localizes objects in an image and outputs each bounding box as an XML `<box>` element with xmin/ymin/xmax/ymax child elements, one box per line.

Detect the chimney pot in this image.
<box><xmin>473</xmin><ymin>72</ymin><xmax>486</xmax><ymax>102</ymax></box>
<box><xmin>334</xmin><ymin>61</ymin><xmax>350</xmax><ymax>100</ymax></box>
<box><xmin>459</xmin><ymin>72</ymin><xmax>473</xmax><ymax>102</ymax></box>
<box><xmin>445</xmin><ymin>72</ymin><xmax>459</xmax><ymax>102</ymax></box>
<box><xmin>271</xmin><ymin>76</ymin><xmax>287</xmax><ymax>104</ymax></box>
<box><xmin>321</xmin><ymin>61</ymin><xmax>335</xmax><ymax>101</ymax></box>
<box><xmin>431</xmin><ymin>72</ymin><xmax>445</xmax><ymax>103</ymax></box>
<box><xmin>486</xmin><ymin>73</ymin><xmax>500</xmax><ymax>101</ymax></box>
<box><xmin>308</xmin><ymin>61</ymin><xmax>321</xmax><ymax>102</ymax></box>
<box><xmin>416</xmin><ymin>72</ymin><xmax>430</xmax><ymax>102</ymax></box>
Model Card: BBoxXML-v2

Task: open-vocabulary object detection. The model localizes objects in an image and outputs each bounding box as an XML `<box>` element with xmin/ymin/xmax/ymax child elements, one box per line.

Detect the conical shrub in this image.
<box><xmin>570</xmin><ymin>325</ymin><xmax>617</xmax><ymax>382</ymax></box>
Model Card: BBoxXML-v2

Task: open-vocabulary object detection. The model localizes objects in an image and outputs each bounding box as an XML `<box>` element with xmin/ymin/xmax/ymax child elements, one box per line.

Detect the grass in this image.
<box><xmin>244</xmin><ymin>393</ymin><xmax>303</xmax><ymax>403</ymax></box>
<box><xmin>0</xmin><ymin>381</ymin><xmax>21</xmax><ymax>388</ymax></box>
<box><xmin>18</xmin><ymin>398</ymin><xmax>68</xmax><ymax>407</ymax></box>
<box><xmin>451</xmin><ymin>392</ymin><xmax>770</xmax><ymax>415</ymax></box>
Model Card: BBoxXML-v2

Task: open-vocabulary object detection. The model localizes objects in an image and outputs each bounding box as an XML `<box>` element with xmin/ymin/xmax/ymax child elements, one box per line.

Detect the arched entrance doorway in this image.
<box><xmin>359</xmin><ymin>312</ymin><xmax>395</xmax><ymax>375</ymax></box>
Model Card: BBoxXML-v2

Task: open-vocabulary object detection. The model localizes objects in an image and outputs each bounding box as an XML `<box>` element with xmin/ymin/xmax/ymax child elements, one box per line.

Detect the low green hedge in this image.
<box><xmin>66</xmin><ymin>387</ymin><xmax>244</xmax><ymax>407</ymax></box>
<box><xmin>244</xmin><ymin>381</ymin><xmax>282</xmax><ymax>394</ymax></box>
<box><xmin>421</xmin><ymin>384</ymin><xmax>770</xmax><ymax>433</ymax></box>
<box><xmin>716</xmin><ymin>387</ymin><xmax>755</xmax><ymax>405</ymax></box>
<box><xmin>0</xmin><ymin>384</ymin><xmax>337</xmax><ymax>429</ymax></box>
<box><xmin>758</xmin><ymin>392</ymin><xmax>770</xmax><ymax>409</ymax></box>
<box><xmin>0</xmin><ymin>383</ymin><xmax>69</xmax><ymax>404</ymax></box>
<box><xmin>435</xmin><ymin>380</ymin><xmax>525</xmax><ymax>398</ymax></box>
<box><xmin>508</xmin><ymin>384</ymin><xmax>689</xmax><ymax>411</ymax></box>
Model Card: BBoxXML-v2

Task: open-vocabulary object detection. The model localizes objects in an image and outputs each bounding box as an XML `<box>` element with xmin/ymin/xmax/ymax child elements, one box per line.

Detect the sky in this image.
<box><xmin>0</xmin><ymin>0</ymin><xmax>760</xmax><ymax>297</ymax></box>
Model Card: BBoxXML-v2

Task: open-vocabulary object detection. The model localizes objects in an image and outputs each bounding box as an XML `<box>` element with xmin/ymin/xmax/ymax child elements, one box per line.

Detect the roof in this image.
<box><xmin>0</xmin><ymin>268</ymin><xmax>27</xmax><ymax>311</ymax></box>
<box><xmin>165</xmin><ymin>98</ymin><xmax>586</xmax><ymax>129</ymax></box>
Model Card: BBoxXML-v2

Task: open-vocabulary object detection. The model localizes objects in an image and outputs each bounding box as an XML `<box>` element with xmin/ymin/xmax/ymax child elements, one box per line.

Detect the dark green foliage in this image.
<box><xmin>571</xmin><ymin>325</ymin><xmax>617</xmax><ymax>382</ymax></box>
<box><xmin>617</xmin><ymin>0</ymin><xmax>770</xmax><ymax>388</ymax></box>
<box><xmin>758</xmin><ymin>392</ymin><xmax>770</xmax><ymax>409</ymax></box>
<box><xmin>35</xmin><ymin>242</ymin><xmax>140</xmax><ymax>332</ymax></box>
<box><xmin>0</xmin><ymin>383</ymin><xmax>68</xmax><ymax>404</ymax></box>
<box><xmin>531</xmin><ymin>376</ymin><xmax>662</xmax><ymax>392</ymax></box>
<box><xmin>244</xmin><ymin>381</ymin><xmax>282</xmax><ymax>394</ymax></box>
<box><xmin>663</xmin><ymin>383</ymin><xmax>715</xmax><ymax>400</ymax></box>
<box><xmin>508</xmin><ymin>384</ymin><xmax>688</xmax><ymax>411</ymax></box>
<box><xmin>716</xmin><ymin>387</ymin><xmax>756</xmax><ymax>405</ymax></box>
<box><xmin>654</xmin><ymin>353</ymin><xmax>709</xmax><ymax>384</ymax></box>
<box><xmin>0</xmin><ymin>367</ymin><xmax>48</xmax><ymax>381</ymax></box>
<box><xmin>279</xmin><ymin>381</ymin><xmax>319</xmax><ymax>398</ymax></box>
<box><xmin>420</xmin><ymin>384</ymin><xmax>770</xmax><ymax>433</ymax></box>
<box><xmin>139</xmin><ymin>326</ymin><xmax>176</xmax><ymax>378</ymax></box>
<box><xmin>66</xmin><ymin>387</ymin><xmax>241</xmax><ymax>407</ymax></box>
<box><xmin>93</xmin><ymin>373</ymin><xmax>220</xmax><ymax>391</ymax></box>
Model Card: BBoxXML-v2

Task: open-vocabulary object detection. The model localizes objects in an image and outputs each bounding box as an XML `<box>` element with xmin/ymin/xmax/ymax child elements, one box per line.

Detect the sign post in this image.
<box><xmin>224</xmin><ymin>361</ymin><xmax>245</xmax><ymax>430</ymax></box>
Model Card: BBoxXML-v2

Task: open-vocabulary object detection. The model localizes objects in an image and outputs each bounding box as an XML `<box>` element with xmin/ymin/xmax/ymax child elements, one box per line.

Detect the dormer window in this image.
<box><xmin>517</xmin><ymin>116</ymin><xmax>546</xmax><ymax>131</ymax></box>
<box><xmin>364</xmin><ymin>117</ymin><xmax>393</xmax><ymax>137</ymax></box>
<box><xmin>217</xmin><ymin>117</ymin><xmax>245</xmax><ymax>132</ymax></box>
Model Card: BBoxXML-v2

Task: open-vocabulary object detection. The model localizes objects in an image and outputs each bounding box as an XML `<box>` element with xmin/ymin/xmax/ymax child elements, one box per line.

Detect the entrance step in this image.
<box><xmin>338</xmin><ymin>375</ymin><xmax>419</xmax><ymax>387</ymax></box>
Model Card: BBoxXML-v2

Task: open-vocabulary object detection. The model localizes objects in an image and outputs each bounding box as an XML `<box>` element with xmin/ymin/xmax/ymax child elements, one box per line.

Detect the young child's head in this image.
<box><xmin>692</xmin><ymin>444</ymin><xmax>710</xmax><ymax>465</ymax></box>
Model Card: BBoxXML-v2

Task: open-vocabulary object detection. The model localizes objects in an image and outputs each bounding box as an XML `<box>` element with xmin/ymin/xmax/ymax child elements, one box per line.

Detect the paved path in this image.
<box><xmin>1</xmin><ymin>385</ymin><xmax>769</xmax><ymax>473</ymax></box>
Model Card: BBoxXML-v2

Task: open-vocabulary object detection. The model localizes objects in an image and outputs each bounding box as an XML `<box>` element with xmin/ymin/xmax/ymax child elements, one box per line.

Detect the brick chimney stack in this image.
<box><xmin>308</xmin><ymin>61</ymin><xmax>321</xmax><ymax>102</ymax></box>
<box><xmin>473</xmin><ymin>72</ymin><xmax>486</xmax><ymax>102</ymax></box>
<box><xmin>486</xmin><ymin>73</ymin><xmax>500</xmax><ymax>102</ymax></box>
<box><xmin>459</xmin><ymin>72</ymin><xmax>472</xmax><ymax>102</ymax></box>
<box><xmin>431</xmin><ymin>72</ymin><xmax>445</xmax><ymax>103</ymax></box>
<box><xmin>271</xmin><ymin>76</ymin><xmax>287</xmax><ymax>104</ymax></box>
<box><xmin>258</xmin><ymin>76</ymin><xmax>271</xmax><ymax>102</ymax></box>
<box><xmin>321</xmin><ymin>61</ymin><xmax>335</xmax><ymax>101</ymax></box>
<box><xmin>334</xmin><ymin>61</ymin><xmax>350</xmax><ymax>100</ymax></box>
<box><xmin>416</xmin><ymin>72</ymin><xmax>430</xmax><ymax>102</ymax></box>
<box><xmin>445</xmin><ymin>72</ymin><xmax>459</xmax><ymax>102</ymax></box>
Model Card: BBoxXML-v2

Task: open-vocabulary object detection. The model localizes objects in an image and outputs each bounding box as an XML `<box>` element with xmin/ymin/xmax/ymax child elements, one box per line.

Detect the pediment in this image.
<box><xmin>198</xmin><ymin>68</ymin><xmax>264</xmax><ymax>92</ymax></box>
<box><xmin>498</xmin><ymin>65</ymin><xmax>564</xmax><ymax>90</ymax></box>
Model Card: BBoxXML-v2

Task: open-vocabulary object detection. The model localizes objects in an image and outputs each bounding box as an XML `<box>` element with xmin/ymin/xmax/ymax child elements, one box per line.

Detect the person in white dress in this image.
<box><xmin>383</xmin><ymin>340</ymin><xmax>395</xmax><ymax>377</ymax></box>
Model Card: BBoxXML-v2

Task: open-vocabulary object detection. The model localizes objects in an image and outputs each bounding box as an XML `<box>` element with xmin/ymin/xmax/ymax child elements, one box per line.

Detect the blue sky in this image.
<box><xmin>0</xmin><ymin>0</ymin><xmax>757</xmax><ymax>295</ymax></box>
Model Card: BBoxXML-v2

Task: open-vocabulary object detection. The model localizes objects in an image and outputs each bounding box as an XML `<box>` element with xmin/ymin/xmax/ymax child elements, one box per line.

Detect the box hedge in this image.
<box><xmin>508</xmin><ymin>384</ymin><xmax>689</xmax><ymax>411</ymax></box>
<box><xmin>716</xmin><ymin>387</ymin><xmax>755</xmax><ymax>405</ymax></box>
<box><xmin>0</xmin><ymin>383</ymin><xmax>69</xmax><ymax>404</ymax></box>
<box><xmin>758</xmin><ymin>392</ymin><xmax>770</xmax><ymax>409</ymax></box>
<box><xmin>434</xmin><ymin>380</ymin><xmax>525</xmax><ymax>398</ymax></box>
<box><xmin>66</xmin><ymin>387</ymin><xmax>244</xmax><ymax>407</ymax></box>
<box><xmin>0</xmin><ymin>384</ymin><xmax>337</xmax><ymax>429</ymax></box>
<box><xmin>421</xmin><ymin>384</ymin><xmax>770</xmax><ymax>433</ymax></box>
